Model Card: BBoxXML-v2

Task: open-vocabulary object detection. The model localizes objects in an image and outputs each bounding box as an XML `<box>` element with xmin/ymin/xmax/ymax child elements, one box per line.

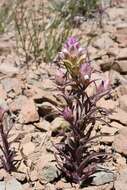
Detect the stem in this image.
<box><xmin>0</xmin><ymin>121</ymin><xmax>13</xmax><ymax>173</ymax></box>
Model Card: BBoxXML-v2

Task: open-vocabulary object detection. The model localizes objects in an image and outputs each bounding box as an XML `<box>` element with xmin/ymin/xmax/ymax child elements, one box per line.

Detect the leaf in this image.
<box><xmin>78</xmin><ymin>152</ymin><xmax>107</xmax><ymax>173</ymax></box>
<box><xmin>81</xmin><ymin>163</ymin><xmax>96</xmax><ymax>181</ymax></box>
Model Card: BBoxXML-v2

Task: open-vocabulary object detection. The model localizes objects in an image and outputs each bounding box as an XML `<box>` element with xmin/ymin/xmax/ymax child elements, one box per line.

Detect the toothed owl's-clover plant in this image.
<box><xmin>53</xmin><ymin>37</ymin><xmax>111</xmax><ymax>184</ymax></box>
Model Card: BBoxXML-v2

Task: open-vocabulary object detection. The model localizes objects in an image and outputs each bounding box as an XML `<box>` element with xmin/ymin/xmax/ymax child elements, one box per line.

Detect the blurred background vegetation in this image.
<box><xmin>0</xmin><ymin>0</ymin><xmax>106</xmax><ymax>64</ymax></box>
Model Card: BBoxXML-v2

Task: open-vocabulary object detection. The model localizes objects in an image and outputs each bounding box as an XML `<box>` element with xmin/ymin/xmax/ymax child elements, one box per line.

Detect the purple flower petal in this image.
<box><xmin>80</xmin><ymin>63</ymin><xmax>92</xmax><ymax>81</ymax></box>
<box><xmin>55</xmin><ymin>70</ymin><xmax>66</xmax><ymax>85</ymax></box>
<box><xmin>62</xmin><ymin>107</ymin><xmax>73</xmax><ymax>122</ymax></box>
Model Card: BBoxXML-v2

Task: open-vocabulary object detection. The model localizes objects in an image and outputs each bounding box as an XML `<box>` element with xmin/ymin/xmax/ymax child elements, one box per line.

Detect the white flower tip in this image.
<box><xmin>84</xmin><ymin>75</ymin><xmax>89</xmax><ymax>80</ymax></box>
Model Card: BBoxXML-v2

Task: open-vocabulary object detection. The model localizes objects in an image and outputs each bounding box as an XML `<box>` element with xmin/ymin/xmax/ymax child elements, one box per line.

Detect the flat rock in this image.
<box><xmin>100</xmin><ymin>136</ymin><xmax>115</xmax><ymax>145</ymax></box>
<box><xmin>87</xmin><ymin>46</ymin><xmax>98</xmax><ymax>60</ymax></box>
<box><xmin>6</xmin><ymin>178</ymin><xmax>23</xmax><ymax>190</ymax></box>
<box><xmin>9</xmin><ymin>95</ymin><xmax>28</xmax><ymax>112</ymax></box>
<box><xmin>116</xmin><ymin>34</ymin><xmax>127</xmax><ymax>47</ymax></box>
<box><xmin>109</xmin><ymin>108</ymin><xmax>127</xmax><ymax>125</ymax></box>
<box><xmin>37</xmin><ymin>102</ymin><xmax>58</xmax><ymax>120</ymax></box>
<box><xmin>44</xmin><ymin>184</ymin><xmax>56</xmax><ymax>190</ymax></box>
<box><xmin>0</xmin><ymin>169</ymin><xmax>7</xmax><ymax>180</ymax></box>
<box><xmin>111</xmin><ymin>121</ymin><xmax>124</xmax><ymax>130</ymax></box>
<box><xmin>108</xmin><ymin>7</ymin><xmax>127</xmax><ymax>20</ymax></box>
<box><xmin>22</xmin><ymin>142</ymin><xmax>35</xmax><ymax>156</ymax></box>
<box><xmin>18</xmin><ymin>162</ymin><xmax>27</xmax><ymax>174</ymax></box>
<box><xmin>19</xmin><ymin>99</ymin><xmax>39</xmax><ymax>124</ymax></box>
<box><xmin>82</xmin><ymin>183</ymin><xmax>113</xmax><ymax>190</ymax></box>
<box><xmin>116</xmin><ymin>24</ymin><xmax>127</xmax><ymax>47</ymax></box>
<box><xmin>119</xmin><ymin>95</ymin><xmax>127</xmax><ymax>112</ymax></box>
<box><xmin>116</xmin><ymin>84</ymin><xmax>127</xmax><ymax>97</ymax></box>
<box><xmin>55</xmin><ymin>181</ymin><xmax>74</xmax><ymax>190</ymax></box>
<box><xmin>115</xmin><ymin>61</ymin><xmax>127</xmax><ymax>74</ymax></box>
<box><xmin>103</xmin><ymin>61</ymin><xmax>127</xmax><ymax>74</ymax></box>
<box><xmin>0</xmin><ymin>63</ymin><xmax>19</xmax><ymax>76</ymax></box>
<box><xmin>108</xmin><ymin>47</ymin><xmax>119</xmax><ymax>57</ymax></box>
<box><xmin>24</xmin><ymin>85</ymin><xmax>46</xmax><ymax>100</ymax></box>
<box><xmin>93</xmin><ymin>33</ymin><xmax>114</xmax><ymax>50</ymax></box>
<box><xmin>101</xmin><ymin>125</ymin><xmax>118</xmax><ymax>135</ymax></box>
<box><xmin>0</xmin><ymin>84</ymin><xmax>7</xmax><ymax>99</ymax></box>
<box><xmin>113</xmin><ymin>128</ymin><xmax>127</xmax><ymax>156</ymax></box>
<box><xmin>22</xmin><ymin>124</ymin><xmax>35</xmax><ymax>133</ymax></box>
<box><xmin>39</xmin><ymin>164</ymin><xmax>60</xmax><ymax>184</ymax></box>
<box><xmin>114</xmin><ymin>169</ymin><xmax>127</xmax><ymax>190</ymax></box>
<box><xmin>91</xmin><ymin>171</ymin><xmax>115</xmax><ymax>186</ymax></box>
<box><xmin>1</xmin><ymin>78</ymin><xmax>22</xmax><ymax>95</ymax></box>
<box><xmin>117</xmin><ymin>48</ymin><xmax>127</xmax><ymax>60</ymax></box>
<box><xmin>0</xmin><ymin>98</ymin><xmax>9</xmax><ymax>111</ymax></box>
<box><xmin>116</xmin><ymin>22</ymin><xmax>127</xmax><ymax>29</ymax></box>
<box><xmin>25</xmin><ymin>86</ymin><xmax>61</xmax><ymax>107</ymax></box>
<box><xmin>114</xmin><ymin>153</ymin><xmax>127</xmax><ymax>170</ymax></box>
<box><xmin>35</xmin><ymin>120</ymin><xmax>52</xmax><ymax>132</ymax></box>
<box><xmin>37</xmin><ymin>152</ymin><xmax>54</xmax><ymax>169</ymax></box>
<box><xmin>41</xmin><ymin>79</ymin><xmax>56</xmax><ymax>90</ymax></box>
<box><xmin>51</xmin><ymin>117</ymin><xmax>70</xmax><ymax>132</ymax></box>
<box><xmin>0</xmin><ymin>177</ymin><xmax>23</xmax><ymax>190</ymax></box>
<box><xmin>97</xmin><ymin>98</ymin><xmax>117</xmax><ymax>110</ymax></box>
<box><xmin>12</xmin><ymin>172</ymin><xmax>26</xmax><ymax>182</ymax></box>
<box><xmin>107</xmin><ymin>70</ymin><xmax>127</xmax><ymax>85</ymax></box>
<box><xmin>0</xmin><ymin>182</ymin><xmax>5</xmax><ymax>190</ymax></box>
<box><xmin>30</xmin><ymin>170</ymin><xmax>38</xmax><ymax>182</ymax></box>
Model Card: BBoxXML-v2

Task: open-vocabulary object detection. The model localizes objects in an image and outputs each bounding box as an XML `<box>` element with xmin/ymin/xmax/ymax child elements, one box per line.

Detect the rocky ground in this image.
<box><xmin>0</xmin><ymin>0</ymin><xmax>127</xmax><ymax>190</ymax></box>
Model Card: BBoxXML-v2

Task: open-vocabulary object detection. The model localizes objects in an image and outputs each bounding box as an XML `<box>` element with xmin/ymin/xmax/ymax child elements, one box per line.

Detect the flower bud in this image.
<box><xmin>65</xmin><ymin>36</ymin><xmax>79</xmax><ymax>48</ymax></box>
<box><xmin>60</xmin><ymin>36</ymin><xmax>85</xmax><ymax>60</ymax></box>
<box><xmin>80</xmin><ymin>63</ymin><xmax>92</xmax><ymax>83</ymax></box>
<box><xmin>97</xmin><ymin>79</ymin><xmax>110</xmax><ymax>94</ymax></box>
<box><xmin>62</xmin><ymin>107</ymin><xmax>73</xmax><ymax>122</ymax></box>
<box><xmin>55</xmin><ymin>70</ymin><xmax>66</xmax><ymax>85</ymax></box>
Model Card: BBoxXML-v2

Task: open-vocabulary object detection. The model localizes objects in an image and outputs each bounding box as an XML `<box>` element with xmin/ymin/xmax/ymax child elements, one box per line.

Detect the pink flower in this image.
<box><xmin>64</xmin><ymin>37</ymin><xmax>80</xmax><ymax>49</ymax></box>
<box><xmin>80</xmin><ymin>63</ymin><xmax>92</xmax><ymax>82</ymax></box>
<box><xmin>62</xmin><ymin>107</ymin><xmax>73</xmax><ymax>122</ymax></box>
<box><xmin>55</xmin><ymin>70</ymin><xmax>66</xmax><ymax>85</ymax></box>
<box><xmin>60</xmin><ymin>36</ymin><xmax>85</xmax><ymax>60</ymax></box>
